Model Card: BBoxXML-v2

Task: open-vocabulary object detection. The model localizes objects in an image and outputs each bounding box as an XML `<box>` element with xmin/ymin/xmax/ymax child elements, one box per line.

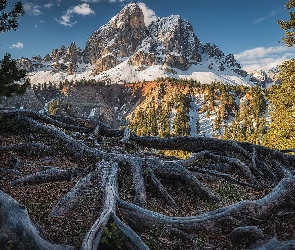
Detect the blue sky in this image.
<box><xmin>1</xmin><ymin>0</ymin><xmax>294</xmax><ymax>71</ymax></box>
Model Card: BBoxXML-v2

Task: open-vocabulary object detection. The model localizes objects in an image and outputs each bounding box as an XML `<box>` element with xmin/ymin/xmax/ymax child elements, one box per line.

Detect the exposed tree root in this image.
<box><xmin>1</xmin><ymin>109</ymin><xmax>295</xmax><ymax>249</ymax></box>
<box><xmin>0</xmin><ymin>190</ymin><xmax>73</xmax><ymax>250</ymax></box>
<box><xmin>10</xmin><ymin>167</ymin><xmax>74</xmax><ymax>186</ymax></box>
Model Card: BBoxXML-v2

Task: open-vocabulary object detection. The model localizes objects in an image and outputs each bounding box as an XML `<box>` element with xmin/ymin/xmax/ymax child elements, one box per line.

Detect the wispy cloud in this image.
<box><xmin>55</xmin><ymin>3</ymin><xmax>95</xmax><ymax>27</ymax></box>
<box><xmin>81</xmin><ymin>0</ymin><xmax>101</xmax><ymax>2</ymax></box>
<box><xmin>234</xmin><ymin>46</ymin><xmax>295</xmax><ymax>71</ymax></box>
<box><xmin>23</xmin><ymin>3</ymin><xmax>43</xmax><ymax>15</ymax></box>
<box><xmin>81</xmin><ymin>0</ymin><xmax>126</xmax><ymax>2</ymax></box>
<box><xmin>44</xmin><ymin>3</ymin><xmax>54</xmax><ymax>8</ymax></box>
<box><xmin>138</xmin><ymin>2</ymin><xmax>157</xmax><ymax>26</ymax></box>
<box><xmin>253</xmin><ymin>10</ymin><xmax>276</xmax><ymax>24</ymax></box>
<box><xmin>9</xmin><ymin>42</ymin><xmax>24</xmax><ymax>49</ymax></box>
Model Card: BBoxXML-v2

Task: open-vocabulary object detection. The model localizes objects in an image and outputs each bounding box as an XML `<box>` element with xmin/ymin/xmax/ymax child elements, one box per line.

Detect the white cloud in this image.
<box><xmin>9</xmin><ymin>42</ymin><xmax>24</xmax><ymax>49</ymax></box>
<box><xmin>234</xmin><ymin>46</ymin><xmax>295</xmax><ymax>71</ymax></box>
<box><xmin>55</xmin><ymin>14</ymin><xmax>76</xmax><ymax>27</ymax></box>
<box><xmin>80</xmin><ymin>0</ymin><xmax>126</xmax><ymax>2</ymax></box>
<box><xmin>253</xmin><ymin>10</ymin><xmax>277</xmax><ymax>24</ymax></box>
<box><xmin>72</xmin><ymin>3</ymin><xmax>95</xmax><ymax>15</ymax></box>
<box><xmin>24</xmin><ymin>3</ymin><xmax>43</xmax><ymax>15</ymax></box>
<box><xmin>55</xmin><ymin>3</ymin><xmax>95</xmax><ymax>27</ymax></box>
<box><xmin>137</xmin><ymin>2</ymin><xmax>157</xmax><ymax>26</ymax></box>
<box><xmin>253</xmin><ymin>17</ymin><xmax>265</xmax><ymax>25</ymax></box>
<box><xmin>44</xmin><ymin>3</ymin><xmax>53</xmax><ymax>8</ymax></box>
<box><xmin>81</xmin><ymin>0</ymin><xmax>101</xmax><ymax>2</ymax></box>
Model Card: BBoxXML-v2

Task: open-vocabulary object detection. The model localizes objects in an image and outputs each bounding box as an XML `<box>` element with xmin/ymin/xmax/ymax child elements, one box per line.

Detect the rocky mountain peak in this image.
<box><xmin>83</xmin><ymin>2</ymin><xmax>147</xmax><ymax>70</ymax></box>
<box><xmin>17</xmin><ymin>3</ymin><xmax>263</xmax><ymax>87</ymax></box>
<box><xmin>17</xmin><ymin>43</ymin><xmax>83</xmax><ymax>74</ymax></box>
<box><xmin>111</xmin><ymin>3</ymin><xmax>145</xmax><ymax>29</ymax></box>
<box><xmin>249</xmin><ymin>68</ymin><xmax>281</xmax><ymax>88</ymax></box>
<box><xmin>146</xmin><ymin>15</ymin><xmax>201</xmax><ymax>64</ymax></box>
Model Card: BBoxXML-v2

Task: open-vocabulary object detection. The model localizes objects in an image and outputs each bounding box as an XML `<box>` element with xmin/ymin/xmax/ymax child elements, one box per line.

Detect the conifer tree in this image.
<box><xmin>0</xmin><ymin>0</ymin><xmax>24</xmax><ymax>33</ymax></box>
<box><xmin>0</xmin><ymin>0</ymin><xmax>29</xmax><ymax>97</ymax></box>
<box><xmin>0</xmin><ymin>53</ymin><xmax>29</xmax><ymax>97</ymax></box>
<box><xmin>262</xmin><ymin>1</ymin><xmax>295</xmax><ymax>149</ymax></box>
<box><xmin>278</xmin><ymin>0</ymin><xmax>295</xmax><ymax>47</ymax></box>
<box><xmin>262</xmin><ymin>72</ymin><xmax>295</xmax><ymax>149</ymax></box>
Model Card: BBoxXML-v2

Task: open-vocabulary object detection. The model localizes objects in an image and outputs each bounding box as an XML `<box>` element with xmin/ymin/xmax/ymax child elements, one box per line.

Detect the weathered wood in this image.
<box><xmin>82</xmin><ymin>162</ymin><xmax>118</xmax><ymax>250</ymax></box>
<box><xmin>129</xmin><ymin>159</ymin><xmax>147</xmax><ymax>208</ymax></box>
<box><xmin>49</xmin><ymin>165</ymin><xmax>104</xmax><ymax>217</ymax></box>
<box><xmin>150</xmin><ymin>159</ymin><xmax>220</xmax><ymax>201</ymax></box>
<box><xmin>10</xmin><ymin>167</ymin><xmax>73</xmax><ymax>186</ymax></box>
<box><xmin>253</xmin><ymin>237</ymin><xmax>295</xmax><ymax>250</ymax></box>
<box><xmin>112</xmin><ymin>214</ymin><xmax>149</xmax><ymax>250</ymax></box>
<box><xmin>182</xmin><ymin>150</ymin><xmax>260</xmax><ymax>186</ymax></box>
<box><xmin>147</xmin><ymin>166</ymin><xmax>178</xmax><ymax>208</ymax></box>
<box><xmin>0</xmin><ymin>191</ymin><xmax>74</xmax><ymax>250</ymax></box>
<box><xmin>118</xmin><ymin>176</ymin><xmax>295</xmax><ymax>230</ymax></box>
<box><xmin>191</xmin><ymin>167</ymin><xmax>260</xmax><ymax>189</ymax></box>
<box><xmin>1</xmin><ymin>109</ymin><xmax>295</xmax><ymax>249</ymax></box>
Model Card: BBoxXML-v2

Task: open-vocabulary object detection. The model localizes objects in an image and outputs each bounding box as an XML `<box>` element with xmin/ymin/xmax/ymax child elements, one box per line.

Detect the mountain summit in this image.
<box><xmin>19</xmin><ymin>3</ymin><xmax>253</xmax><ymax>86</ymax></box>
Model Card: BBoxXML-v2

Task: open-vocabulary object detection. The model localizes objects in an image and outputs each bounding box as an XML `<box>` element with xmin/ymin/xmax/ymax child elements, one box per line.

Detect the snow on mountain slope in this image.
<box><xmin>19</xmin><ymin>3</ymin><xmax>254</xmax><ymax>87</ymax></box>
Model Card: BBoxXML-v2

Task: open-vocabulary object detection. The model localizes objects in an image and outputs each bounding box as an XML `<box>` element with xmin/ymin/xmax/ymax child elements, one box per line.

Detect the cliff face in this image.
<box><xmin>84</xmin><ymin>6</ymin><xmax>242</xmax><ymax>75</ymax></box>
<box><xmin>126</xmin><ymin>15</ymin><xmax>201</xmax><ymax>71</ymax></box>
<box><xmin>84</xmin><ymin>4</ymin><xmax>147</xmax><ymax>67</ymax></box>
<box><xmin>249</xmin><ymin>68</ymin><xmax>281</xmax><ymax>88</ymax></box>
<box><xmin>18</xmin><ymin>42</ymin><xmax>83</xmax><ymax>75</ymax></box>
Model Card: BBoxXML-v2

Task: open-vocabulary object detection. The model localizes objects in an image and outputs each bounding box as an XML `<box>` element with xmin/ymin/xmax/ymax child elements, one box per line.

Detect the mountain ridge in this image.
<box><xmin>17</xmin><ymin>3</ymin><xmax>265</xmax><ymax>87</ymax></box>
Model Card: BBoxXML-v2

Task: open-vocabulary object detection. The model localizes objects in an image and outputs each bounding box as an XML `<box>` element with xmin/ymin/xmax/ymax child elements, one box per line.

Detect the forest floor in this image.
<box><xmin>1</xmin><ymin>112</ymin><xmax>295</xmax><ymax>249</ymax></box>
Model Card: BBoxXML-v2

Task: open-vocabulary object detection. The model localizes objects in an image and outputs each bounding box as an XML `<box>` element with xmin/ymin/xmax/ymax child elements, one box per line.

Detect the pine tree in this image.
<box><xmin>0</xmin><ymin>0</ymin><xmax>24</xmax><ymax>33</ymax></box>
<box><xmin>262</xmin><ymin>1</ymin><xmax>295</xmax><ymax>149</ymax></box>
<box><xmin>0</xmin><ymin>1</ymin><xmax>29</xmax><ymax>97</ymax></box>
<box><xmin>278</xmin><ymin>0</ymin><xmax>295</xmax><ymax>46</ymax></box>
<box><xmin>262</xmin><ymin>77</ymin><xmax>295</xmax><ymax>149</ymax></box>
<box><xmin>0</xmin><ymin>53</ymin><xmax>29</xmax><ymax>97</ymax></box>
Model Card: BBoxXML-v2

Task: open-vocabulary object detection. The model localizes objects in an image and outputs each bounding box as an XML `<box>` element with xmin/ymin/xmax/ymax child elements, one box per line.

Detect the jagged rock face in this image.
<box><xmin>18</xmin><ymin>42</ymin><xmax>83</xmax><ymax>74</ymax></box>
<box><xmin>50</xmin><ymin>43</ymin><xmax>83</xmax><ymax>74</ymax></box>
<box><xmin>249</xmin><ymin>68</ymin><xmax>281</xmax><ymax>88</ymax></box>
<box><xmin>164</xmin><ymin>54</ymin><xmax>191</xmax><ymax>71</ymax></box>
<box><xmin>86</xmin><ymin>7</ymin><xmax>202</xmax><ymax>72</ymax></box>
<box><xmin>83</xmin><ymin>3</ymin><xmax>147</xmax><ymax>66</ymax></box>
<box><xmin>266</xmin><ymin>67</ymin><xmax>281</xmax><ymax>84</ymax></box>
<box><xmin>44</xmin><ymin>54</ymin><xmax>51</xmax><ymax>62</ymax></box>
<box><xmin>16</xmin><ymin>3</ymin><xmax>261</xmax><ymax>86</ymax></box>
<box><xmin>93</xmin><ymin>54</ymin><xmax>120</xmax><ymax>74</ymax></box>
<box><xmin>140</xmin><ymin>15</ymin><xmax>201</xmax><ymax>70</ymax></box>
<box><xmin>17</xmin><ymin>56</ymin><xmax>44</xmax><ymax>72</ymax></box>
<box><xmin>224</xmin><ymin>54</ymin><xmax>240</xmax><ymax>68</ymax></box>
<box><xmin>202</xmin><ymin>43</ymin><xmax>224</xmax><ymax>59</ymax></box>
<box><xmin>201</xmin><ymin>44</ymin><xmax>247</xmax><ymax>75</ymax></box>
<box><xmin>148</xmin><ymin>15</ymin><xmax>201</xmax><ymax>59</ymax></box>
<box><xmin>127</xmin><ymin>51</ymin><xmax>157</xmax><ymax>67</ymax></box>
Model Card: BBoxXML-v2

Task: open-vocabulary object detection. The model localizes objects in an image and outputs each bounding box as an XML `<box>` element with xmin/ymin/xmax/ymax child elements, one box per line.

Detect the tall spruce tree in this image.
<box><xmin>278</xmin><ymin>0</ymin><xmax>295</xmax><ymax>47</ymax></box>
<box><xmin>0</xmin><ymin>0</ymin><xmax>29</xmax><ymax>97</ymax></box>
<box><xmin>262</xmin><ymin>1</ymin><xmax>295</xmax><ymax>149</ymax></box>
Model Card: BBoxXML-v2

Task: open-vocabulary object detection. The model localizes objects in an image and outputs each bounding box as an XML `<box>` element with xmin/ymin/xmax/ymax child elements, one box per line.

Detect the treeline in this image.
<box><xmin>222</xmin><ymin>85</ymin><xmax>266</xmax><ymax>145</ymax></box>
<box><xmin>129</xmin><ymin>77</ymin><xmax>295</xmax><ymax>151</ymax></box>
<box><xmin>32</xmin><ymin>79</ymin><xmax>107</xmax><ymax>91</ymax></box>
<box><xmin>127</xmin><ymin>78</ymin><xmax>268</xmax><ymax>158</ymax></box>
<box><xmin>31</xmin><ymin>76</ymin><xmax>294</xmax><ymax>151</ymax></box>
<box><xmin>128</xmin><ymin>78</ymin><xmax>264</xmax><ymax>140</ymax></box>
<box><xmin>262</xmin><ymin>79</ymin><xmax>295</xmax><ymax>150</ymax></box>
